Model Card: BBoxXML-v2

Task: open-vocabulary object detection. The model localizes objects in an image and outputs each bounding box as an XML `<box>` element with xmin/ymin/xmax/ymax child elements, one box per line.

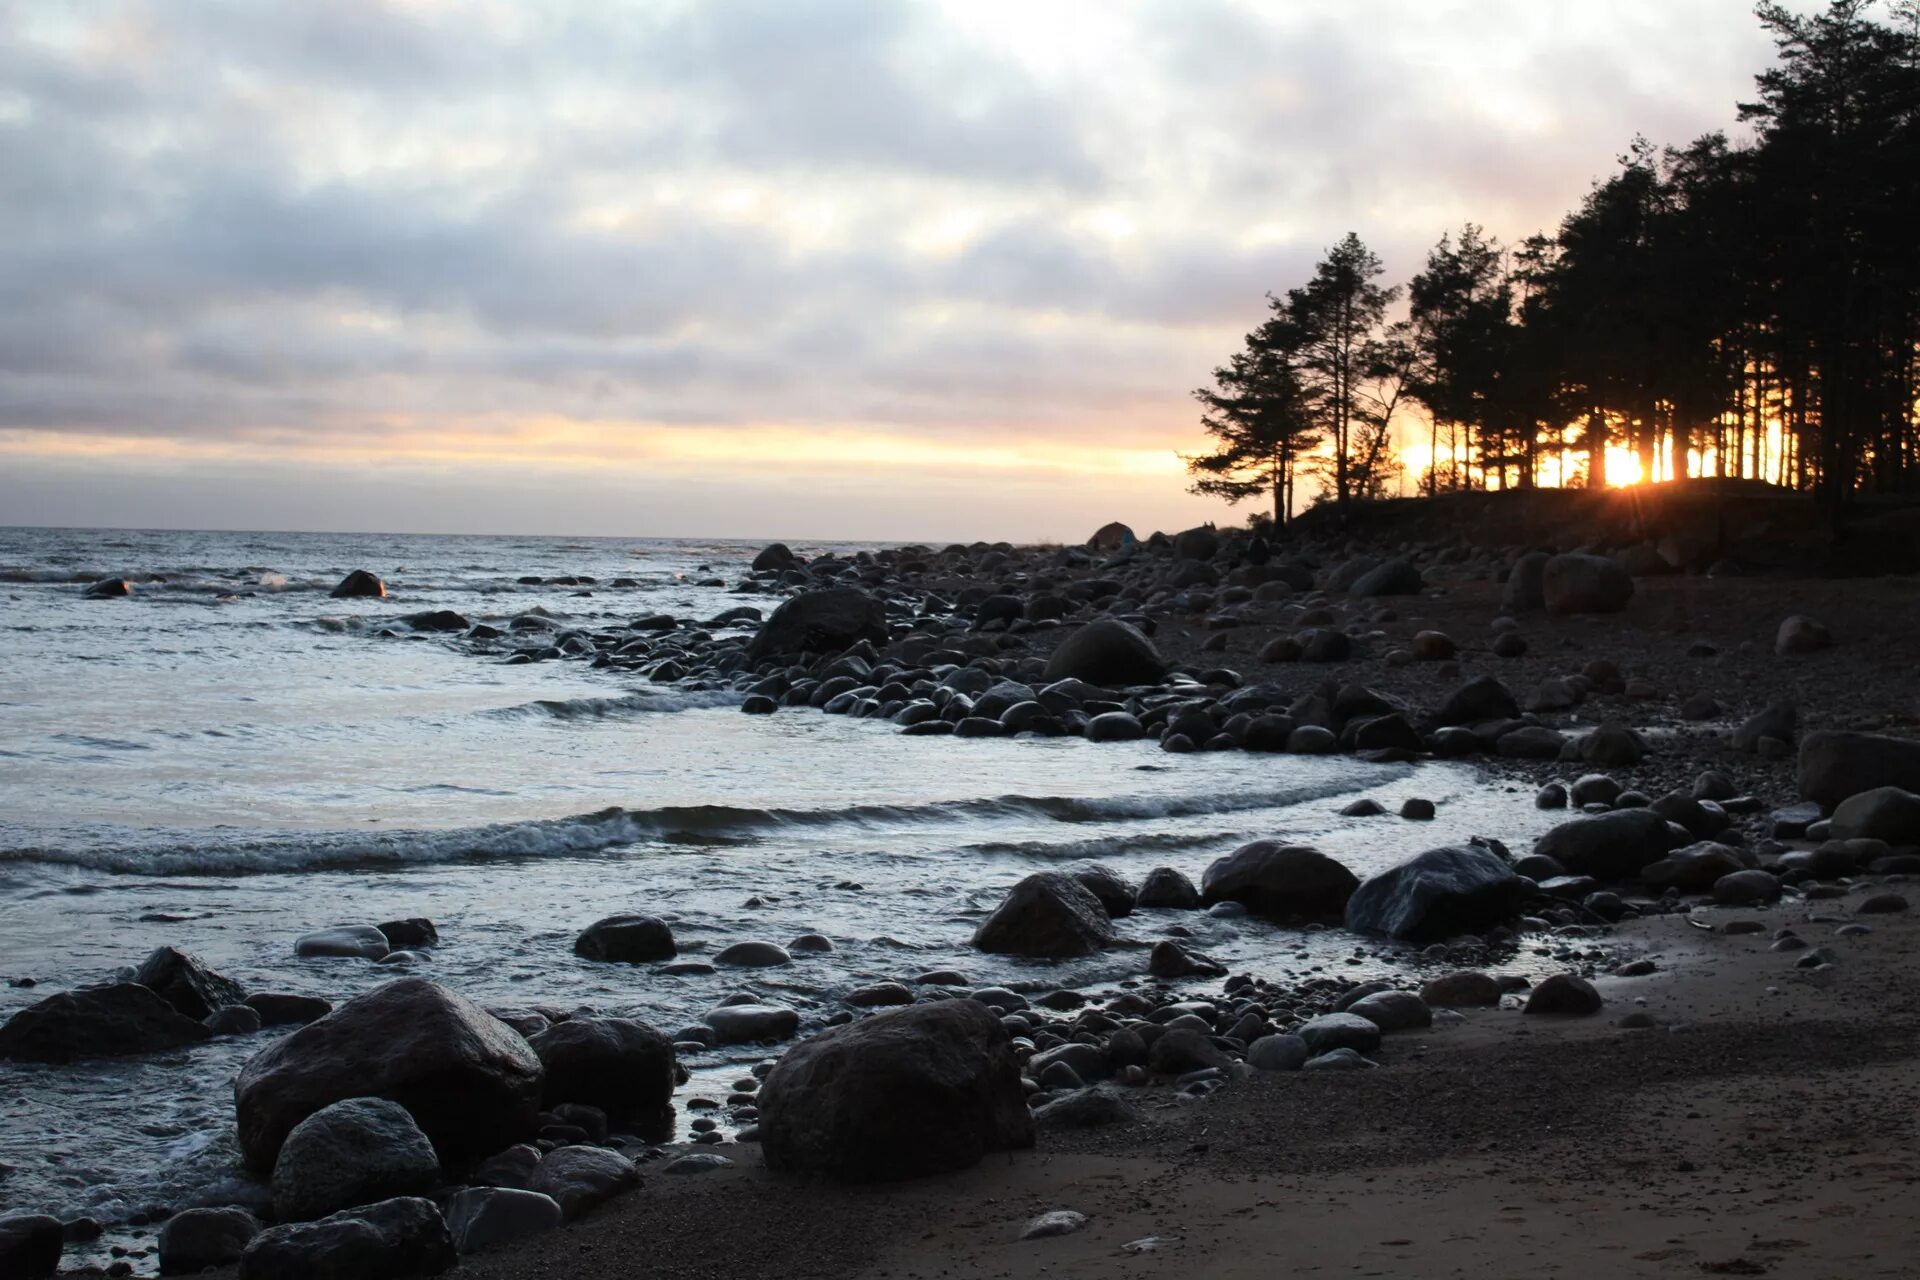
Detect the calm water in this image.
<box><xmin>0</xmin><ymin>526</ymin><xmax>1557</xmax><ymax>1233</ymax></box>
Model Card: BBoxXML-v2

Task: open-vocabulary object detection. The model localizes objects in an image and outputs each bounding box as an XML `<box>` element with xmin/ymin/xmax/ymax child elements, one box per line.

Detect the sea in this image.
<box><xmin>0</xmin><ymin>526</ymin><xmax>1560</xmax><ymax>1240</ymax></box>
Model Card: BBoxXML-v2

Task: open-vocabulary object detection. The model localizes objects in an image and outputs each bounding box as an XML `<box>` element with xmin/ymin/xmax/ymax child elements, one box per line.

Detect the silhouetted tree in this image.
<box><xmin>1186</xmin><ymin>317</ymin><xmax>1322</xmax><ymax>524</ymax></box>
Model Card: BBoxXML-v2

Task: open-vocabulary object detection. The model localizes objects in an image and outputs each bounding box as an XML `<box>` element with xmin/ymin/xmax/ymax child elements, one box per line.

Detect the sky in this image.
<box><xmin>0</xmin><ymin>0</ymin><xmax>1795</xmax><ymax>542</ymax></box>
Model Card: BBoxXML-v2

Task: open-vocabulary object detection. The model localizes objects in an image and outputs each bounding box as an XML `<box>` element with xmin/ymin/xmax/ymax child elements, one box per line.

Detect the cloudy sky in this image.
<box><xmin>1</xmin><ymin>0</ymin><xmax>1787</xmax><ymax>541</ymax></box>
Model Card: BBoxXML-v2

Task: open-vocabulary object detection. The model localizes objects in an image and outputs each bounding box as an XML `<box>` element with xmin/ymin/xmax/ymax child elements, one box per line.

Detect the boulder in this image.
<box><xmin>714</xmin><ymin>941</ymin><xmax>792</xmax><ymax>967</ymax></box>
<box><xmin>528</xmin><ymin>1017</ymin><xmax>676</xmax><ymax>1121</ymax></box>
<box><xmin>0</xmin><ymin>982</ymin><xmax>211</xmax><ymax>1063</ymax></box>
<box><xmin>329</xmin><ymin>570</ymin><xmax>386</xmax><ymax>599</ymax></box>
<box><xmin>751</xmin><ymin>543</ymin><xmax>798</xmax><ymax>572</ymax></box>
<box><xmin>1246</xmin><ymin>1034</ymin><xmax>1310</xmax><ymax>1072</ymax></box>
<box><xmin>1174</xmin><ymin>526</ymin><xmax>1219</xmax><ymax>560</ymax></box>
<box><xmin>132</xmin><ymin>947</ymin><xmax>248</xmax><ymax>1021</ymax></box>
<box><xmin>972</xmin><ymin>873</ymin><xmax>1113</xmax><ymax>958</ymax></box>
<box><xmin>295</xmin><ymin>926</ymin><xmax>391</xmax><ymax>961</ymax></box>
<box><xmin>1297</xmin><ymin>1012</ymin><xmax>1382</xmax><ymax>1056</ymax></box>
<box><xmin>573</xmin><ymin>914</ymin><xmax>678</xmax><ymax>963</ymax></box>
<box><xmin>1084</xmin><ymin>711</ymin><xmax>1146</xmax><ymax>742</ymax></box>
<box><xmin>1146</xmin><ymin>1028</ymin><xmax>1229</xmax><ymax>1074</ymax></box>
<box><xmin>1799</xmin><ymin>731</ymin><xmax>1920</xmax><ymax>808</ymax></box>
<box><xmin>1344</xmin><ymin>845</ymin><xmax>1527</xmax><ymax>942</ymax></box>
<box><xmin>1419</xmin><ymin>971</ymin><xmax>1502</xmax><ymax>1008</ymax></box>
<box><xmin>1069</xmin><ymin>863</ymin><xmax>1136</xmax><ymax>919</ymax></box>
<box><xmin>247</xmin><ymin>993</ymin><xmax>333</xmax><ymax>1027</ymax></box>
<box><xmin>1532</xmin><ymin>808</ymin><xmax>1681</xmax><ymax>880</ymax></box>
<box><xmin>1523</xmin><ymin>974</ymin><xmax>1603</xmax><ymax>1016</ymax></box>
<box><xmin>1733</xmin><ymin>701</ymin><xmax>1797</xmax><ymax>753</ymax></box>
<box><xmin>1827</xmin><ymin>786</ymin><xmax>1920</xmax><ymax>844</ymax></box>
<box><xmin>1501</xmin><ymin>552</ymin><xmax>1550</xmax><ymax>613</ymax></box>
<box><xmin>1146</xmin><ymin>940</ymin><xmax>1226</xmax><ymax>979</ymax></box>
<box><xmin>445</xmin><ymin>1187</ymin><xmax>563</xmax><ymax>1255</ymax></box>
<box><xmin>1775</xmin><ymin>615</ymin><xmax>1831</xmax><ymax>656</ymax></box>
<box><xmin>1348</xmin><ymin>559</ymin><xmax>1423</xmax><ymax>597</ymax></box>
<box><xmin>759</xmin><ymin>1000</ymin><xmax>1033</xmax><ymax>1182</ymax></box>
<box><xmin>1713</xmin><ymin>869</ymin><xmax>1782</xmax><ymax>906</ymax></box>
<box><xmin>524</xmin><ymin>1146</ymin><xmax>640</xmax><ymax>1221</ymax></box>
<box><xmin>1042</xmin><ymin>619</ymin><xmax>1168</xmax><ymax>686</ymax></box>
<box><xmin>746</xmin><ymin>588</ymin><xmax>889</xmax><ymax>661</ymax></box>
<box><xmin>1345</xmin><ymin>990</ymin><xmax>1432</xmax><ymax>1032</ymax></box>
<box><xmin>702</xmin><ymin>1003</ymin><xmax>800</xmax><ymax>1045</ymax></box>
<box><xmin>1430</xmin><ymin>676</ymin><xmax>1519</xmax><ymax>727</ymax></box>
<box><xmin>233</xmin><ymin>978</ymin><xmax>543</xmax><ymax>1175</ymax></box>
<box><xmin>376</xmin><ymin>919</ymin><xmax>439</xmax><ymax>949</ymax></box>
<box><xmin>1641</xmin><ymin>842</ymin><xmax>1747</xmax><ymax>893</ymax></box>
<box><xmin>238</xmin><ymin>1196</ymin><xmax>453</xmax><ymax>1280</ymax></box>
<box><xmin>0</xmin><ymin>1214</ymin><xmax>61</xmax><ymax>1280</ymax></box>
<box><xmin>271</xmin><ymin>1097</ymin><xmax>442</xmax><ymax>1222</ymax></box>
<box><xmin>1542</xmin><ymin>553</ymin><xmax>1633</xmax><ymax>615</ymax></box>
<box><xmin>1199</xmin><ymin>842</ymin><xmax>1358</xmax><ymax>922</ymax></box>
<box><xmin>1134</xmin><ymin>867</ymin><xmax>1201</xmax><ymax>910</ymax></box>
<box><xmin>158</xmin><ymin>1207</ymin><xmax>260</xmax><ymax>1275</ymax></box>
<box><xmin>1087</xmin><ymin>522</ymin><xmax>1136</xmax><ymax>552</ymax></box>
<box><xmin>84</xmin><ymin>577</ymin><xmax>132</xmax><ymax>599</ymax></box>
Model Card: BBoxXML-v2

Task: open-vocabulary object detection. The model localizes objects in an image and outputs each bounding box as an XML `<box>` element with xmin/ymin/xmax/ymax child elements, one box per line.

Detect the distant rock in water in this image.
<box><xmin>329</xmin><ymin>569</ymin><xmax>386</xmax><ymax>599</ymax></box>
<box><xmin>83</xmin><ymin>577</ymin><xmax>132</xmax><ymax>599</ymax></box>
<box><xmin>0</xmin><ymin>982</ymin><xmax>212</xmax><ymax>1063</ymax></box>
<box><xmin>752</xmin><ymin>543</ymin><xmax>799</xmax><ymax>572</ymax></box>
<box><xmin>972</xmin><ymin>872</ymin><xmax>1113</xmax><ymax>957</ymax></box>
<box><xmin>133</xmin><ymin>946</ymin><xmax>248</xmax><ymax>1021</ymax></box>
<box><xmin>401</xmin><ymin>610</ymin><xmax>467</xmax><ymax>633</ymax></box>
<box><xmin>1200</xmin><ymin>842</ymin><xmax>1357</xmax><ymax>922</ymax></box>
<box><xmin>1344</xmin><ymin>845</ymin><xmax>1527</xmax><ymax>942</ymax></box>
<box><xmin>746</xmin><ymin>588</ymin><xmax>888</xmax><ymax>661</ymax></box>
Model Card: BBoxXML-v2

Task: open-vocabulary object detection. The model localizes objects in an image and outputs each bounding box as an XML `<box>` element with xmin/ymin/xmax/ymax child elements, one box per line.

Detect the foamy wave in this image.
<box><xmin>484</xmin><ymin>690</ymin><xmax>742</xmax><ymax>719</ymax></box>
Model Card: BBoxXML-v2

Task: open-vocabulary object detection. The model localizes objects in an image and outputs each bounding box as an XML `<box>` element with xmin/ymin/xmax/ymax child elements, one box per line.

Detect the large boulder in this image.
<box><xmin>1543</xmin><ymin>553</ymin><xmax>1634</xmax><ymax>615</ymax></box>
<box><xmin>1501</xmin><ymin>551</ymin><xmax>1550</xmax><ymax>612</ymax></box>
<box><xmin>524</xmin><ymin>1146</ymin><xmax>640</xmax><ymax>1221</ymax></box>
<box><xmin>1199</xmin><ymin>842</ymin><xmax>1358</xmax><ymax>922</ymax></box>
<box><xmin>746</xmin><ymin>588</ymin><xmax>889</xmax><ymax>661</ymax></box>
<box><xmin>758</xmin><ymin>1000</ymin><xmax>1033</xmax><ymax>1182</ymax></box>
<box><xmin>527</xmin><ymin>1017</ymin><xmax>676</xmax><ymax>1121</ymax></box>
<box><xmin>1174</xmin><ymin>526</ymin><xmax>1219</xmax><ymax>560</ymax></box>
<box><xmin>1344</xmin><ymin>845</ymin><xmax>1527</xmax><ymax>942</ymax></box>
<box><xmin>1798</xmin><ymin>731</ymin><xmax>1920</xmax><ymax>808</ymax></box>
<box><xmin>1348</xmin><ymin>559</ymin><xmax>1423</xmax><ymax>597</ymax></box>
<box><xmin>1042</xmin><ymin>619</ymin><xmax>1167</xmax><ymax>686</ymax></box>
<box><xmin>1532</xmin><ymin>808</ymin><xmax>1682</xmax><ymax>880</ymax></box>
<box><xmin>1830</xmin><ymin>787</ymin><xmax>1920</xmax><ymax>844</ymax></box>
<box><xmin>1641</xmin><ymin>842</ymin><xmax>1747</xmax><ymax>893</ymax></box>
<box><xmin>1430</xmin><ymin>676</ymin><xmax>1519</xmax><ymax>727</ymax></box>
<box><xmin>0</xmin><ymin>982</ymin><xmax>211</xmax><ymax>1063</ymax></box>
<box><xmin>158</xmin><ymin>1207</ymin><xmax>260</xmax><ymax>1274</ymax></box>
<box><xmin>572</xmin><ymin>915</ymin><xmax>675</xmax><ymax>963</ymax></box>
<box><xmin>238</xmin><ymin>1197</ymin><xmax>453</xmax><ymax>1280</ymax></box>
<box><xmin>702</xmin><ymin>1003</ymin><xmax>801</xmax><ymax>1045</ymax></box>
<box><xmin>132</xmin><ymin>947</ymin><xmax>248</xmax><ymax>1021</ymax></box>
<box><xmin>328</xmin><ymin>570</ymin><xmax>386</xmax><ymax>600</ymax></box>
<box><xmin>972</xmin><ymin>873</ymin><xmax>1113</xmax><ymax>958</ymax></box>
<box><xmin>272</xmin><ymin>1097</ymin><xmax>442</xmax><ymax>1222</ymax></box>
<box><xmin>751</xmin><ymin>543</ymin><xmax>798</xmax><ymax>572</ymax></box>
<box><xmin>233</xmin><ymin>978</ymin><xmax>543</xmax><ymax>1175</ymax></box>
<box><xmin>0</xmin><ymin>1214</ymin><xmax>62</xmax><ymax>1280</ymax></box>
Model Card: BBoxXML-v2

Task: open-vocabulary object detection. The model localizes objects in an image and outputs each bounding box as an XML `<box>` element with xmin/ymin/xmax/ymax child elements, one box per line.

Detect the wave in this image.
<box><xmin>482</xmin><ymin>690</ymin><xmax>742</xmax><ymax>720</ymax></box>
<box><xmin>0</xmin><ymin>775</ymin><xmax>1394</xmax><ymax>877</ymax></box>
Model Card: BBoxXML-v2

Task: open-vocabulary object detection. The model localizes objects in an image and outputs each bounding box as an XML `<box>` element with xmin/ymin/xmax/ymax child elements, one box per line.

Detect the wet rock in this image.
<box><xmin>444</xmin><ymin>1187</ymin><xmax>562</xmax><ymax>1255</ymax></box>
<box><xmin>530</xmin><ymin>1017</ymin><xmax>676</xmax><ymax>1121</ymax></box>
<box><xmin>0</xmin><ymin>1214</ymin><xmax>62</xmax><ymax>1280</ymax></box>
<box><xmin>1523</xmin><ymin>974</ymin><xmax>1603</xmax><ymax>1016</ymax></box>
<box><xmin>272</xmin><ymin>1097</ymin><xmax>441</xmax><ymax>1223</ymax></box>
<box><xmin>294</xmin><ymin>926</ymin><xmax>391</xmax><ymax>961</ymax></box>
<box><xmin>1246</xmin><ymin>1033</ymin><xmax>1310</xmax><ymax>1072</ymax></box>
<box><xmin>238</xmin><ymin>1196</ymin><xmax>453</xmax><ymax>1280</ymax></box>
<box><xmin>1146</xmin><ymin>1028</ymin><xmax>1229</xmax><ymax>1074</ymax></box>
<box><xmin>1419</xmin><ymin>971</ymin><xmax>1502</xmax><ymax>1007</ymax></box>
<box><xmin>207</xmin><ymin>1004</ymin><xmax>264</xmax><ymax>1035</ymax></box>
<box><xmin>1134</xmin><ymin>867</ymin><xmax>1201</xmax><ymax>910</ymax></box>
<box><xmin>746</xmin><ymin>588</ymin><xmax>889</xmax><ymax>661</ymax></box>
<box><xmin>1536</xmin><ymin>782</ymin><xmax>1569</xmax><ymax>810</ymax></box>
<box><xmin>525</xmin><ymin>1146</ymin><xmax>640</xmax><ymax>1221</ymax></box>
<box><xmin>158</xmin><ymin>1207</ymin><xmax>259</xmax><ymax>1274</ymax></box>
<box><xmin>703</xmin><ymin>1003</ymin><xmax>800</xmax><ymax>1045</ymax></box>
<box><xmin>1070</xmin><ymin>864</ymin><xmax>1137</xmax><ymax>919</ymax></box>
<box><xmin>1533</xmin><ymin>808</ymin><xmax>1681</xmax><ymax>880</ymax></box>
<box><xmin>246</xmin><ymin>993</ymin><xmax>332</xmax><ymax>1027</ymax></box>
<box><xmin>846</xmin><ymin>982</ymin><xmax>915</xmax><ymax>1007</ymax></box>
<box><xmin>760</xmin><ymin>1000</ymin><xmax>1033</xmax><ymax>1182</ymax></box>
<box><xmin>1042</xmin><ymin>619</ymin><xmax>1168</xmax><ymax>686</ymax></box>
<box><xmin>1798</xmin><ymin>731</ymin><xmax>1920</xmax><ymax>808</ymax></box>
<box><xmin>1199</xmin><ymin>842</ymin><xmax>1357</xmax><ymax>922</ymax></box>
<box><xmin>972</xmin><ymin>872</ymin><xmax>1114</xmax><ymax>958</ymax></box>
<box><xmin>0</xmin><ymin>982</ymin><xmax>211</xmax><ymax>1064</ymax></box>
<box><xmin>1297</xmin><ymin>1013</ymin><xmax>1382</xmax><ymax>1056</ymax></box>
<box><xmin>714</xmin><ymin>941</ymin><xmax>792</xmax><ymax>967</ymax></box>
<box><xmin>1713</xmin><ymin>869</ymin><xmax>1781</xmax><ymax>906</ymax></box>
<box><xmin>752</xmin><ymin>543</ymin><xmax>798</xmax><ymax>572</ymax></box>
<box><xmin>1344</xmin><ymin>845</ymin><xmax>1526</xmax><ymax>942</ymax></box>
<box><xmin>234</xmin><ymin>978</ymin><xmax>543</xmax><ymax>1175</ymax></box>
<box><xmin>132</xmin><ymin>947</ymin><xmax>248</xmax><ymax>1021</ymax></box>
<box><xmin>573</xmin><ymin>915</ymin><xmax>676</xmax><ymax>963</ymax></box>
<box><xmin>329</xmin><ymin>570</ymin><xmax>386</xmax><ymax>599</ymax></box>
<box><xmin>1147</xmin><ymin>940</ymin><xmax>1226</xmax><ymax>979</ymax></box>
<box><xmin>376</xmin><ymin>919</ymin><xmax>438</xmax><ymax>949</ymax></box>
<box><xmin>1344</xmin><ymin>991</ymin><xmax>1432</xmax><ymax>1032</ymax></box>
<box><xmin>84</xmin><ymin>577</ymin><xmax>132</xmax><ymax>599</ymax></box>
<box><xmin>1400</xmin><ymin>797</ymin><xmax>1436</xmax><ymax>820</ymax></box>
<box><xmin>1830</xmin><ymin>787</ymin><xmax>1920</xmax><ymax>844</ymax></box>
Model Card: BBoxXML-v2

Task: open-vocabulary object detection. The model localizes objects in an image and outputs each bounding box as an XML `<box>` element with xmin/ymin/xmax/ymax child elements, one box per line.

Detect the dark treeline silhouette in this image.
<box><xmin>1190</xmin><ymin>0</ymin><xmax>1920</xmax><ymax>524</ymax></box>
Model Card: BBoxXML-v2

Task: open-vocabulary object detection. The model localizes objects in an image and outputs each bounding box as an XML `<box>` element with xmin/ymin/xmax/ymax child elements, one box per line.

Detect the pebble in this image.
<box><xmin>1021</xmin><ymin>1210</ymin><xmax>1089</xmax><ymax>1240</ymax></box>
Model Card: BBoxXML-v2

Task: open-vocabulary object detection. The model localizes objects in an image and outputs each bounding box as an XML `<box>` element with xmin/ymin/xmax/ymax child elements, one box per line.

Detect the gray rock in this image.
<box><xmin>714</xmin><ymin>941</ymin><xmax>792</xmax><ymax>967</ymax></box>
<box><xmin>1344</xmin><ymin>845</ymin><xmax>1526</xmax><ymax>942</ymax></box>
<box><xmin>1134</xmin><ymin>867</ymin><xmax>1201</xmax><ymax>910</ymax></box>
<box><xmin>529</xmin><ymin>1017</ymin><xmax>677</xmax><ymax>1121</ymax></box>
<box><xmin>1533</xmin><ymin>808</ymin><xmax>1682</xmax><ymax>880</ymax></box>
<box><xmin>132</xmin><ymin>947</ymin><xmax>248</xmax><ymax>1021</ymax></box>
<box><xmin>1713</xmin><ymin>869</ymin><xmax>1782</xmax><ymax>906</ymax></box>
<box><xmin>1775</xmin><ymin>615</ymin><xmax>1831</xmax><ymax>656</ymax></box>
<box><xmin>1419</xmin><ymin>971</ymin><xmax>1502</xmax><ymax>1007</ymax></box>
<box><xmin>1734</xmin><ymin>701</ymin><xmax>1798</xmax><ymax>753</ymax></box>
<box><xmin>1042</xmin><ymin>619</ymin><xmax>1168</xmax><ymax>686</ymax></box>
<box><xmin>1296</xmin><ymin>1012</ymin><xmax>1382</xmax><ymax>1055</ymax></box>
<box><xmin>572</xmin><ymin>915</ymin><xmax>676</xmax><ymax>963</ymax></box>
<box><xmin>158</xmin><ymin>1207</ymin><xmax>260</xmax><ymax>1274</ymax></box>
<box><xmin>525</xmin><ymin>1145</ymin><xmax>640</xmax><ymax>1221</ymax></box>
<box><xmin>1344</xmin><ymin>991</ymin><xmax>1432</xmax><ymax>1032</ymax></box>
<box><xmin>1830</xmin><ymin>787</ymin><xmax>1920</xmax><ymax>844</ymax></box>
<box><xmin>294</xmin><ymin>926</ymin><xmax>391</xmax><ymax>961</ymax></box>
<box><xmin>1302</xmin><ymin>1047</ymin><xmax>1376</xmax><ymax>1071</ymax></box>
<box><xmin>1200</xmin><ymin>842</ymin><xmax>1358</xmax><ymax>922</ymax></box>
<box><xmin>445</xmin><ymin>1187</ymin><xmax>563</xmax><ymax>1254</ymax></box>
<box><xmin>972</xmin><ymin>872</ymin><xmax>1113</xmax><ymax>958</ymax></box>
<box><xmin>746</xmin><ymin>588</ymin><xmax>888</xmax><ymax>661</ymax></box>
<box><xmin>1245</xmin><ymin>1033</ymin><xmax>1310</xmax><ymax>1072</ymax></box>
<box><xmin>1543</xmin><ymin>553</ymin><xmax>1634</xmax><ymax>614</ymax></box>
<box><xmin>662</xmin><ymin>1153</ymin><xmax>734</xmax><ymax>1174</ymax></box>
<box><xmin>1032</xmin><ymin>1087</ymin><xmax>1136</xmax><ymax>1129</ymax></box>
<box><xmin>1146</xmin><ymin>1028</ymin><xmax>1229</xmax><ymax>1074</ymax></box>
<box><xmin>239</xmin><ymin>1196</ymin><xmax>453</xmax><ymax>1280</ymax></box>
<box><xmin>702</xmin><ymin>1003</ymin><xmax>800</xmax><ymax>1045</ymax></box>
<box><xmin>1798</xmin><ymin>731</ymin><xmax>1920</xmax><ymax>808</ymax></box>
<box><xmin>1069</xmin><ymin>863</ymin><xmax>1137</xmax><ymax>919</ymax></box>
<box><xmin>0</xmin><ymin>982</ymin><xmax>211</xmax><ymax>1064</ymax></box>
<box><xmin>0</xmin><ymin>1214</ymin><xmax>62</xmax><ymax>1280</ymax></box>
<box><xmin>1501</xmin><ymin>552</ymin><xmax>1550</xmax><ymax>612</ymax></box>
<box><xmin>1021</xmin><ymin>1210</ymin><xmax>1089</xmax><ymax>1240</ymax></box>
<box><xmin>271</xmin><ymin>1097</ymin><xmax>441</xmax><ymax>1222</ymax></box>
<box><xmin>1523</xmin><ymin>974</ymin><xmax>1602</xmax><ymax>1016</ymax></box>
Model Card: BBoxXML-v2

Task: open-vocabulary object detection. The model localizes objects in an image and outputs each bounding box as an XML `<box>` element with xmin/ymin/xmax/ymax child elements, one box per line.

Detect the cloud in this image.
<box><xmin>0</xmin><ymin>0</ymin><xmax>1790</xmax><ymax>535</ymax></box>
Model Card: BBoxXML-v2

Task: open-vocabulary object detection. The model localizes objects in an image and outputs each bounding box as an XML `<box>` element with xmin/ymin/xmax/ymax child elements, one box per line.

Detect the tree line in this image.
<box><xmin>1188</xmin><ymin>0</ymin><xmax>1920</xmax><ymax>524</ymax></box>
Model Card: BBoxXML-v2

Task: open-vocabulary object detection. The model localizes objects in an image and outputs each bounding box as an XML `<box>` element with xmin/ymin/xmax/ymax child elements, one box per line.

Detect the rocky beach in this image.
<box><xmin>3</xmin><ymin>498</ymin><xmax>1919</xmax><ymax>1279</ymax></box>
